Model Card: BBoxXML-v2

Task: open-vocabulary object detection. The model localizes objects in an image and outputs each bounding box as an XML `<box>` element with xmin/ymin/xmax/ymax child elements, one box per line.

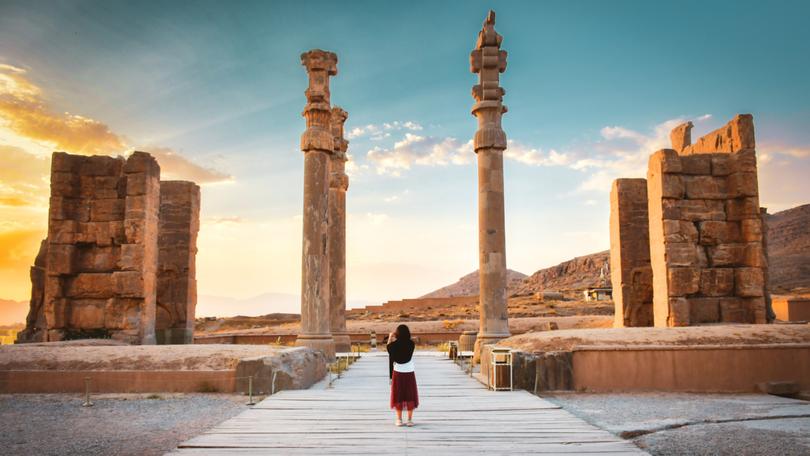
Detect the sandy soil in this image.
<box><xmin>497</xmin><ymin>323</ymin><xmax>810</xmax><ymax>352</ymax></box>
<box><xmin>0</xmin><ymin>344</ymin><xmax>283</xmax><ymax>371</ymax></box>
<box><xmin>548</xmin><ymin>393</ymin><xmax>810</xmax><ymax>456</ymax></box>
<box><xmin>0</xmin><ymin>393</ymin><xmax>247</xmax><ymax>456</ymax></box>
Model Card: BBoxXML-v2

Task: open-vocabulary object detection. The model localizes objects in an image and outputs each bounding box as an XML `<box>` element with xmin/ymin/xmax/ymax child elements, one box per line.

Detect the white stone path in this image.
<box><xmin>170</xmin><ymin>351</ymin><xmax>646</xmax><ymax>455</ymax></box>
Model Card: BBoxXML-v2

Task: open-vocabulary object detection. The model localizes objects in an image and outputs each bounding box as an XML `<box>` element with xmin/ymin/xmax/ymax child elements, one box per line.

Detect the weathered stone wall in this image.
<box><xmin>609</xmin><ymin>178</ymin><xmax>653</xmax><ymax>327</ymax></box>
<box><xmin>18</xmin><ymin>151</ymin><xmax>162</xmax><ymax>344</ymax></box>
<box><xmin>156</xmin><ymin>181</ymin><xmax>200</xmax><ymax>344</ymax></box>
<box><xmin>648</xmin><ymin>115</ymin><xmax>767</xmax><ymax>326</ymax></box>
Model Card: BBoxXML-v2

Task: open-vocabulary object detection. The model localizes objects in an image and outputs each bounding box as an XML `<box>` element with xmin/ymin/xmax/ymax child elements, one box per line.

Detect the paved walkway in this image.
<box><xmin>170</xmin><ymin>351</ymin><xmax>646</xmax><ymax>455</ymax></box>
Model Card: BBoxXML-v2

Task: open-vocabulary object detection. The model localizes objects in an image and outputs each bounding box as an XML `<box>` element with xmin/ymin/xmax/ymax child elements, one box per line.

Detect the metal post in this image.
<box><xmin>271</xmin><ymin>371</ymin><xmax>278</xmax><ymax>395</ymax></box>
<box><xmin>247</xmin><ymin>375</ymin><xmax>255</xmax><ymax>405</ymax></box>
<box><xmin>82</xmin><ymin>377</ymin><xmax>93</xmax><ymax>407</ymax></box>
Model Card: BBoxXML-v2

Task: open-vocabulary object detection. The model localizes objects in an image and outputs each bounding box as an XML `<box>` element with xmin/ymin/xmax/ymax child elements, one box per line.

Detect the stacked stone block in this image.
<box><xmin>610</xmin><ymin>114</ymin><xmax>768</xmax><ymax>327</ymax></box>
<box><xmin>609</xmin><ymin>179</ymin><xmax>653</xmax><ymax>327</ymax></box>
<box><xmin>18</xmin><ymin>151</ymin><xmax>201</xmax><ymax>345</ymax></box>
<box><xmin>647</xmin><ymin>114</ymin><xmax>767</xmax><ymax>326</ymax></box>
<box><xmin>156</xmin><ymin>181</ymin><xmax>200</xmax><ymax>344</ymax></box>
<box><xmin>16</xmin><ymin>152</ymin><xmax>161</xmax><ymax>343</ymax></box>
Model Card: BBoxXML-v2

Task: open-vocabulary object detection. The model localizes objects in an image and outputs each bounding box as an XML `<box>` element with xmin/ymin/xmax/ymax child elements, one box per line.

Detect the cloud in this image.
<box><xmin>202</xmin><ymin>215</ymin><xmax>244</xmax><ymax>225</ymax></box>
<box><xmin>346</xmin><ymin>120</ymin><xmax>423</xmax><ymax>140</ymax></box>
<box><xmin>383</xmin><ymin>189</ymin><xmax>410</xmax><ymax>203</ymax></box>
<box><xmin>0</xmin><ymin>64</ymin><xmax>231</xmax><ymax>184</ymax></box>
<box><xmin>344</xmin><ymin>152</ymin><xmax>369</xmax><ymax>178</ymax></box>
<box><xmin>362</xmin><ymin>131</ymin><xmax>573</xmax><ymax>176</ymax></box>
<box><xmin>140</xmin><ymin>147</ymin><xmax>233</xmax><ymax>184</ymax></box>
<box><xmin>504</xmin><ymin>140</ymin><xmax>570</xmax><ymax>167</ymax></box>
<box><xmin>0</xmin><ymin>146</ymin><xmax>50</xmax><ymax>210</ymax></box>
<box><xmin>572</xmin><ymin>117</ymin><xmax>701</xmax><ymax>193</ymax></box>
<box><xmin>366</xmin><ymin>133</ymin><xmax>474</xmax><ymax>176</ymax></box>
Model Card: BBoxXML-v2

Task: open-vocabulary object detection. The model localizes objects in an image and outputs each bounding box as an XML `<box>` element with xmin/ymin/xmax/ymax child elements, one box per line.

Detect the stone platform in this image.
<box><xmin>170</xmin><ymin>351</ymin><xmax>645</xmax><ymax>455</ymax></box>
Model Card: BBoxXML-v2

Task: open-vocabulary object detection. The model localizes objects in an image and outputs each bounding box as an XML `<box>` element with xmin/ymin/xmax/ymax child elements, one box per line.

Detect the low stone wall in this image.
<box><xmin>194</xmin><ymin>331</ymin><xmax>466</xmax><ymax>345</ymax></box>
<box><xmin>486</xmin><ymin>343</ymin><xmax>810</xmax><ymax>393</ymax></box>
<box><xmin>573</xmin><ymin>343</ymin><xmax>810</xmax><ymax>392</ymax></box>
<box><xmin>0</xmin><ymin>346</ymin><xmax>327</xmax><ymax>394</ymax></box>
<box><xmin>0</xmin><ymin>370</ymin><xmax>235</xmax><ymax>393</ymax></box>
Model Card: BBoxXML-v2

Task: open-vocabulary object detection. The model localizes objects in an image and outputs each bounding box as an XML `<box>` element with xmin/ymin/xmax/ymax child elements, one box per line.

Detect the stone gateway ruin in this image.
<box><xmin>17</xmin><ymin>151</ymin><xmax>200</xmax><ymax>344</ymax></box>
<box><xmin>610</xmin><ymin>114</ymin><xmax>770</xmax><ymax>327</ymax></box>
<box><xmin>16</xmin><ymin>10</ymin><xmax>775</xmax><ymax>353</ymax></box>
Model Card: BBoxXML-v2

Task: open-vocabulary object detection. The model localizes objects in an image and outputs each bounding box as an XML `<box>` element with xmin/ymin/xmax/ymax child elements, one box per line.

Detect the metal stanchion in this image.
<box><xmin>271</xmin><ymin>371</ymin><xmax>278</xmax><ymax>395</ymax></box>
<box><xmin>82</xmin><ymin>377</ymin><xmax>94</xmax><ymax>407</ymax></box>
<box><xmin>247</xmin><ymin>375</ymin><xmax>256</xmax><ymax>405</ymax></box>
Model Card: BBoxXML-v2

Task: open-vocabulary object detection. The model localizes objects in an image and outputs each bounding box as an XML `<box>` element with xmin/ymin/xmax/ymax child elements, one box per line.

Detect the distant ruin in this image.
<box><xmin>611</xmin><ymin>114</ymin><xmax>769</xmax><ymax>327</ymax></box>
<box><xmin>17</xmin><ymin>151</ymin><xmax>200</xmax><ymax>344</ymax></box>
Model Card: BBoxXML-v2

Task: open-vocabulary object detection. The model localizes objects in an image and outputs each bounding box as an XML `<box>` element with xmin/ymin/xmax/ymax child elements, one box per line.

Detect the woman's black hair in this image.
<box><xmin>395</xmin><ymin>324</ymin><xmax>411</xmax><ymax>342</ymax></box>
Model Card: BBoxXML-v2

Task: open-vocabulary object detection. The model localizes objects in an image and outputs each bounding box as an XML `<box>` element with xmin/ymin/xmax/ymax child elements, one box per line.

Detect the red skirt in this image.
<box><xmin>390</xmin><ymin>371</ymin><xmax>419</xmax><ymax>410</ymax></box>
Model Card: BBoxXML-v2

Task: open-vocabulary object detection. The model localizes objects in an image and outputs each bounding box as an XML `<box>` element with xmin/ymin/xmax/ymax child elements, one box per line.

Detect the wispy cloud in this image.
<box><xmin>383</xmin><ymin>189</ymin><xmax>410</xmax><ymax>203</ymax></box>
<box><xmin>0</xmin><ymin>64</ymin><xmax>231</xmax><ymax>184</ymax></box>
<box><xmin>346</xmin><ymin>120</ymin><xmax>423</xmax><ymax>140</ymax></box>
<box><xmin>361</xmin><ymin>131</ymin><xmax>572</xmax><ymax>176</ymax></box>
<box><xmin>504</xmin><ymin>140</ymin><xmax>570</xmax><ymax>167</ymax></box>
<box><xmin>366</xmin><ymin>134</ymin><xmax>473</xmax><ymax>176</ymax></box>
<box><xmin>571</xmin><ymin>116</ymin><xmax>712</xmax><ymax>193</ymax></box>
<box><xmin>0</xmin><ymin>146</ymin><xmax>50</xmax><ymax>210</ymax></box>
<box><xmin>141</xmin><ymin>147</ymin><xmax>233</xmax><ymax>184</ymax></box>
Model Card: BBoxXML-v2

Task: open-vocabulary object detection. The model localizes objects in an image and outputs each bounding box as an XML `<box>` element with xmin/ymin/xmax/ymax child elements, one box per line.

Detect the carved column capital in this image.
<box><xmin>329</xmin><ymin>106</ymin><xmax>349</xmax><ymax>190</ymax></box>
<box><xmin>470</xmin><ymin>10</ymin><xmax>508</xmax><ymax>152</ymax></box>
<box><xmin>301</xmin><ymin>50</ymin><xmax>338</xmax><ymax>154</ymax></box>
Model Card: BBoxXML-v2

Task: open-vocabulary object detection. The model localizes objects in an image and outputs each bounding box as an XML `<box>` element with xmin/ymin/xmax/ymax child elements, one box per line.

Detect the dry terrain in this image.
<box><xmin>419</xmin><ymin>268</ymin><xmax>527</xmax><ymax>298</ymax></box>
<box><xmin>0</xmin><ymin>393</ymin><xmax>247</xmax><ymax>456</ymax></box>
<box><xmin>496</xmin><ymin>323</ymin><xmax>810</xmax><ymax>352</ymax></box>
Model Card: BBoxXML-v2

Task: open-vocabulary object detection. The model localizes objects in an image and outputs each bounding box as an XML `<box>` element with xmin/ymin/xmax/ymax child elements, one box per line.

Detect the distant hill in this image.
<box><xmin>0</xmin><ymin>298</ymin><xmax>27</xmax><ymax>326</ymax></box>
<box><xmin>197</xmin><ymin>293</ymin><xmax>375</xmax><ymax>318</ymax></box>
<box><xmin>419</xmin><ymin>269</ymin><xmax>528</xmax><ymax>299</ymax></box>
<box><xmin>766</xmin><ymin>203</ymin><xmax>810</xmax><ymax>293</ymax></box>
<box><xmin>513</xmin><ymin>251</ymin><xmax>611</xmax><ymax>296</ymax></box>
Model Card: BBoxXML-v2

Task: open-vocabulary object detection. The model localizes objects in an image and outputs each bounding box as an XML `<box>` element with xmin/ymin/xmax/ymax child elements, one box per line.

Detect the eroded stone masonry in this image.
<box><xmin>18</xmin><ymin>151</ymin><xmax>200</xmax><ymax>344</ymax></box>
<box><xmin>609</xmin><ymin>179</ymin><xmax>653</xmax><ymax>327</ymax></box>
<box><xmin>610</xmin><ymin>114</ymin><xmax>769</xmax><ymax>327</ymax></box>
<box><xmin>156</xmin><ymin>181</ymin><xmax>201</xmax><ymax>344</ymax></box>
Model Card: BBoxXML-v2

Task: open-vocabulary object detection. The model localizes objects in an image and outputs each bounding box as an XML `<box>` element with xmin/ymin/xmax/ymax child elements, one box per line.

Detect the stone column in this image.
<box><xmin>470</xmin><ymin>11</ymin><xmax>510</xmax><ymax>359</ymax></box>
<box><xmin>296</xmin><ymin>49</ymin><xmax>337</xmax><ymax>359</ymax></box>
<box><xmin>328</xmin><ymin>107</ymin><xmax>351</xmax><ymax>352</ymax></box>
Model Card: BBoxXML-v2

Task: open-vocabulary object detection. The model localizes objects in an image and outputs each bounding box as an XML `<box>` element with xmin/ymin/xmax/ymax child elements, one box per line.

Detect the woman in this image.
<box><xmin>387</xmin><ymin>324</ymin><xmax>418</xmax><ymax>427</ymax></box>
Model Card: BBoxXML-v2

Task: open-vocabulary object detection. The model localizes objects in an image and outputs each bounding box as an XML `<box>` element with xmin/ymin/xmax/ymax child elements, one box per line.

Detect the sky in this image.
<box><xmin>1</xmin><ymin>0</ymin><xmax>809</xmax><ymax>316</ymax></box>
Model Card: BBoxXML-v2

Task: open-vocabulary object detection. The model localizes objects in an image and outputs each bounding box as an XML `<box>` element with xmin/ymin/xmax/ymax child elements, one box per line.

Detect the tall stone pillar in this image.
<box><xmin>328</xmin><ymin>107</ymin><xmax>351</xmax><ymax>353</ymax></box>
<box><xmin>470</xmin><ymin>11</ymin><xmax>510</xmax><ymax>359</ymax></box>
<box><xmin>296</xmin><ymin>49</ymin><xmax>337</xmax><ymax>359</ymax></box>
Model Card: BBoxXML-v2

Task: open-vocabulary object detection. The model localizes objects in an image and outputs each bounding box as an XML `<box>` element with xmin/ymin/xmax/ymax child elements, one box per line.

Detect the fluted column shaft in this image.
<box><xmin>296</xmin><ymin>49</ymin><xmax>337</xmax><ymax>359</ymax></box>
<box><xmin>328</xmin><ymin>107</ymin><xmax>351</xmax><ymax>352</ymax></box>
<box><xmin>471</xmin><ymin>11</ymin><xmax>510</xmax><ymax>360</ymax></box>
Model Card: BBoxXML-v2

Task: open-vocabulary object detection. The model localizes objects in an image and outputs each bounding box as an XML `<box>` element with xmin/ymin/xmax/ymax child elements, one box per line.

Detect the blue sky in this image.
<box><xmin>1</xmin><ymin>0</ymin><xmax>809</xmax><ymax>313</ymax></box>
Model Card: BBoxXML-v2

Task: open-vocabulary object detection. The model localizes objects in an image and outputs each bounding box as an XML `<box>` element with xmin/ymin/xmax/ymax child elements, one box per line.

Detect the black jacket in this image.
<box><xmin>386</xmin><ymin>338</ymin><xmax>415</xmax><ymax>379</ymax></box>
